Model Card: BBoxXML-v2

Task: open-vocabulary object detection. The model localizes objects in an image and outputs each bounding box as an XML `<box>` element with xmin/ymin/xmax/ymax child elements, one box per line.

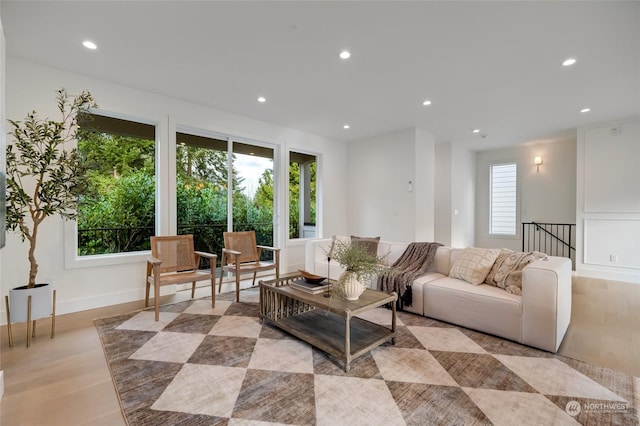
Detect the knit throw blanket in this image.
<box><xmin>378</xmin><ymin>242</ymin><xmax>442</xmax><ymax>308</ymax></box>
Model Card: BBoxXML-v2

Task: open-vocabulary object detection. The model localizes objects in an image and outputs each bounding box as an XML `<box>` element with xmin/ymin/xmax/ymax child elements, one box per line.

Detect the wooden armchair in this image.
<box><xmin>146</xmin><ymin>235</ymin><xmax>217</xmax><ymax>321</ymax></box>
<box><xmin>218</xmin><ymin>231</ymin><xmax>280</xmax><ymax>302</ymax></box>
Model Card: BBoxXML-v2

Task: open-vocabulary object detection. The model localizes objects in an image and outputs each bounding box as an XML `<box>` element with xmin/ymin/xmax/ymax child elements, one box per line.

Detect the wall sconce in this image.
<box><xmin>534</xmin><ymin>156</ymin><xmax>543</xmax><ymax>172</ymax></box>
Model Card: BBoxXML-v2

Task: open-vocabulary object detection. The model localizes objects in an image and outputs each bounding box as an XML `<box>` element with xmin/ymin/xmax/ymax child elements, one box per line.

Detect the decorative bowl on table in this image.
<box><xmin>298</xmin><ymin>270</ymin><xmax>326</xmax><ymax>284</ymax></box>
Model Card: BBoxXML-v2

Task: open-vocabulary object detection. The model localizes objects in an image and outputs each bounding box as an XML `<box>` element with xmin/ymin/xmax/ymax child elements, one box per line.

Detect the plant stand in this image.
<box><xmin>5</xmin><ymin>289</ymin><xmax>56</xmax><ymax>348</ymax></box>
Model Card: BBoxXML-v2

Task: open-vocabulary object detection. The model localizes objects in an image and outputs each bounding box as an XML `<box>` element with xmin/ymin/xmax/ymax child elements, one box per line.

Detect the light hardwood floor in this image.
<box><xmin>1</xmin><ymin>276</ymin><xmax>638</xmax><ymax>425</ymax></box>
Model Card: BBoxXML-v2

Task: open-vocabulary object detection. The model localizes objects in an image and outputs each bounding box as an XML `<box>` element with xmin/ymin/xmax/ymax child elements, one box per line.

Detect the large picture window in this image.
<box><xmin>490</xmin><ymin>162</ymin><xmax>517</xmax><ymax>236</ymax></box>
<box><xmin>76</xmin><ymin>114</ymin><xmax>156</xmax><ymax>255</ymax></box>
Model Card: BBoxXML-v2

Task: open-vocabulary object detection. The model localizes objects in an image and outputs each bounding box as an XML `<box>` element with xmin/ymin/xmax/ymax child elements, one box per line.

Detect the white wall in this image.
<box><xmin>475</xmin><ymin>138</ymin><xmax>577</xmax><ymax>251</ymax></box>
<box><xmin>434</xmin><ymin>142</ymin><xmax>475</xmax><ymax>248</ymax></box>
<box><xmin>0</xmin><ymin>7</ymin><xmax>6</xmax><ymax>399</ymax></box>
<box><xmin>1</xmin><ymin>57</ymin><xmax>348</xmax><ymax>319</ymax></box>
<box><xmin>414</xmin><ymin>128</ymin><xmax>436</xmax><ymax>242</ymax></box>
<box><xmin>347</xmin><ymin>128</ymin><xmax>435</xmax><ymax>242</ymax></box>
<box><xmin>434</xmin><ymin>143</ymin><xmax>452</xmax><ymax>246</ymax></box>
<box><xmin>576</xmin><ymin>117</ymin><xmax>640</xmax><ymax>284</ymax></box>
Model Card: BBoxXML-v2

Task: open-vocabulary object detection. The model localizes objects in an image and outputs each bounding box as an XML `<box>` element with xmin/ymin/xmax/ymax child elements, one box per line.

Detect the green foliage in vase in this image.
<box><xmin>327</xmin><ymin>239</ymin><xmax>388</xmax><ymax>282</ymax></box>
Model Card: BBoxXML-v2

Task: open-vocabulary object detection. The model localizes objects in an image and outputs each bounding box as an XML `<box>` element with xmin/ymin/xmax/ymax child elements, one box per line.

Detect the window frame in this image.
<box><xmin>286</xmin><ymin>148</ymin><xmax>322</xmax><ymax>246</ymax></box>
<box><xmin>489</xmin><ymin>161</ymin><xmax>519</xmax><ymax>238</ymax></box>
<box><xmin>172</xmin><ymin>124</ymin><xmax>280</xmax><ymax>247</ymax></box>
<box><xmin>64</xmin><ymin>109</ymin><xmax>163</xmax><ymax>269</ymax></box>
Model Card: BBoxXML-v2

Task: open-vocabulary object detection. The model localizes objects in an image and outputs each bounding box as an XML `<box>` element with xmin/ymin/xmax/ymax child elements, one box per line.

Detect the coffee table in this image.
<box><xmin>259</xmin><ymin>273</ymin><xmax>397</xmax><ymax>372</ymax></box>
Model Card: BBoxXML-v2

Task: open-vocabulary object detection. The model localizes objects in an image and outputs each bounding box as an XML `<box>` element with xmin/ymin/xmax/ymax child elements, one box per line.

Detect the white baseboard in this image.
<box><xmin>0</xmin><ymin>276</ymin><xmax>276</xmax><ymax>325</ymax></box>
<box><xmin>0</xmin><ymin>287</ymin><xmax>152</xmax><ymax>325</ymax></box>
<box><xmin>576</xmin><ymin>266</ymin><xmax>640</xmax><ymax>284</ymax></box>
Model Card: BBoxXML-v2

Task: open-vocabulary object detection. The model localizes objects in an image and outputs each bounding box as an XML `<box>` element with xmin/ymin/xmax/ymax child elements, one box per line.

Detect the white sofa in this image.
<box><xmin>305</xmin><ymin>238</ymin><xmax>572</xmax><ymax>353</ymax></box>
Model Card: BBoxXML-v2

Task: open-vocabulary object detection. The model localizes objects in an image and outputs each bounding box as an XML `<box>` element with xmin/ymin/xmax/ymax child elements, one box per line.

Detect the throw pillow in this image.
<box><xmin>327</xmin><ymin>235</ymin><xmax>350</xmax><ymax>259</ymax></box>
<box><xmin>351</xmin><ymin>235</ymin><xmax>381</xmax><ymax>257</ymax></box>
<box><xmin>488</xmin><ymin>251</ymin><xmax>547</xmax><ymax>295</ymax></box>
<box><xmin>484</xmin><ymin>248</ymin><xmax>513</xmax><ymax>287</ymax></box>
<box><xmin>449</xmin><ymin>247</ymin><xmax>501</xmax><ymax>285</ymax></box>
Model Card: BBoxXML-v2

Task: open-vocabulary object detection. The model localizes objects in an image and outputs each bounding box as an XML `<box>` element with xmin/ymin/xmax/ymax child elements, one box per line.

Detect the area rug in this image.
<box><xmin>95</xmin><ymin>289</ymin><xmax>639</xmax><ymax>425</ymax></box>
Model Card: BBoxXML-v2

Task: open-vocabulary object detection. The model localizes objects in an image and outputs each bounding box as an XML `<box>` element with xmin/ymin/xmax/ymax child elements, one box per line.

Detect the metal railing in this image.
<box><xmin>522</xmin><ymin>222</ymin><xmax>575</xmax><ymax>269</ymax></box>
<box><xmin>78</xmin><ymin>222</ymin><xmax>274</xmax><ymax>264</ymax></box>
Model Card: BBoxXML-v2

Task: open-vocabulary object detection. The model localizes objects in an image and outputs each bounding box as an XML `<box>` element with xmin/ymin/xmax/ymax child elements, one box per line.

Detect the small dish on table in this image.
<box><xmin>298</xmin><ymin>270</ymin><xmax>326</xmax><ymax>284</ymax></box>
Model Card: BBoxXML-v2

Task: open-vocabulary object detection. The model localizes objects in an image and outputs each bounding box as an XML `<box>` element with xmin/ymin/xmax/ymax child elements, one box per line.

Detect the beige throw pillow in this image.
<box><xmin>351</xmin><ymin>235</ymin><xmax>380</xmax><ymax>257</ymax></box>
<box><xmin>449</xmin><ymin>247</ymin><xmax>501</xmax><ymax>285</ymax></box>
<box><xmin>484</xmin><ymin>249</ymin><xmax>513</xmax><ymax>286</ymax></box>
<box><xmin>485</xmin><ymin>251</ymin><xmax>547</xmax><ymax>295</ymax></box>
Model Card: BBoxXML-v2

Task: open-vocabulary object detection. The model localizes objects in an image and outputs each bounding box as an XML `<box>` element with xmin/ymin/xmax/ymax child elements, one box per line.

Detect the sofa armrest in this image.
<box><xmin>521</xmin><ymin>256</ymin><xmax>572</xmax><ymax>352</ymax></box>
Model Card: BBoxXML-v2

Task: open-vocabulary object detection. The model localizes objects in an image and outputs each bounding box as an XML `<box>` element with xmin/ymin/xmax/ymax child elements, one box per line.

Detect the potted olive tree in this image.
<box><xmin>4</xmin><ymin>88</ymin><xmax>96</xmax><ymax>344</ymax></box>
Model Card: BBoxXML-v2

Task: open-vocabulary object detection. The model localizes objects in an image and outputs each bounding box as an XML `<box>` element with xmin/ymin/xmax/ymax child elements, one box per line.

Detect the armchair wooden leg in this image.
<box><xmin>145</xmin><ymin>281</ymin><xmax>150</xmax><ymax>307</ymax></box>
<box><xmin>191</xmin><ymin>281</ymin><xmax>196</xmax><ymax>299</ymax></box>
<box><xmin>235</xmin><ymin>262</ymin><xmax>241</xmax><ymax>303</ymax></box>
<box><xmin>154</xmin><ymin>283</ymin><xmax>160</xmax><ymax>321</ymax></box>
<box><xmin>210</xmin><ymin>277</ymin><xmax>216</xmax><ymax>308</ymax></box>
<box><xmin>218</xmin><ymin>253</ymin><xmax>226</xmax><ymax>293</ymax></box>
<box><xmin>236</xmin><ymin>274</ymin><xmax>240</xmax><ymax>303</ymax></box>
<box><xmin>252</xmin><ymin>271</ymin><xmax>257</xmax><ymax>286</ymax></box>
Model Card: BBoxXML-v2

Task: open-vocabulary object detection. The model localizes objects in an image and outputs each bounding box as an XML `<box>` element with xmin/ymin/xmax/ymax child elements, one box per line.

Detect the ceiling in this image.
<box><xmin>1</xmin><ymin>1</ymin><xmax>639</xmax><ymax>150</ymax></box>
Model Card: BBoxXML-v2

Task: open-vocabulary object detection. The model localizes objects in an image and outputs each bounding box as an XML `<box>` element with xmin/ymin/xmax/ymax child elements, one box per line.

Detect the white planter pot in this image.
<box><xmin>338</xmin><ymin>271</ymin><xmax>366</xmax><ymax>301</ymax></box>
<box><xmin>8</xmin><ymin>283</ymin><xmax>53</xmax><ymax>323</ymax></box>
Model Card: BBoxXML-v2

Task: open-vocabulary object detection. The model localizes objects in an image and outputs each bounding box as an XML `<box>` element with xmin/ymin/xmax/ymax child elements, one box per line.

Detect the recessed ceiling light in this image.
<box><xmin>422</xmin><ymin>100</ymin><xmax>432</xmax><ymax>106</ymax></box>
<box><xmin>343</xmin><ymin>124</ymin><xmax>350</xmax><ymax>129</ymax></box>
<box><xmin>257</xmin><ymin>96</ymin><xmax>266</xmax><ymax>103</ymax></box>
<box><xmin>339</xmin><ymin>50</ymin><xmax>351</xmax><ymax>60</ymax></box>
<box><xmin>472</xmin><ymin>129</ymin><xmax>480</xmax><ymax>133</ymax></box>
<box><xmin>82</xmin><ymin>40</ymin><xmax>97</xmax><ymax>50</ymax></box>
<box><xmin>580</xmin><ymin>108</ymin><xmax>591</xmax><ymax>113</ymax></box>
<box><xmin>562</xmin><ymin>58</ymin><xmax>576</xmax><ymax>66</ymax></box>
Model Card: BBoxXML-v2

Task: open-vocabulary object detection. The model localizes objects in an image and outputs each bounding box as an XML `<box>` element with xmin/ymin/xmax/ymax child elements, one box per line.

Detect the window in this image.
<box><xmin>490</xmin><ymin>162</ymin><xmax>517</xmax><ymax>235</ymax></box>
<box><xmin>176</xmin><ymin>133</ymin><xmax>275</xmax><ymax>263</ymax></box>
<box><xmin>289</xmin><ymin>152</ymin><xmax>317</xmax><ymax>239</ymax></box>
<box><xmin>76</xmin><ymin>114</ymin><xmax>156</xmax><ymax>255</ymax></box>
<box><xmin>176</xmin><ymin>133</ymin><xmax>228</xmax><ymax>258</ymax></box>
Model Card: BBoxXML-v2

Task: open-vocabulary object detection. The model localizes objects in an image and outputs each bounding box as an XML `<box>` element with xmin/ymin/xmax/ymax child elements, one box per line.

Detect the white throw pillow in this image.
<box><xmin>449</xmin><ymin>247</ymin><xmax>501</xmax><ymax>285</ymax></box>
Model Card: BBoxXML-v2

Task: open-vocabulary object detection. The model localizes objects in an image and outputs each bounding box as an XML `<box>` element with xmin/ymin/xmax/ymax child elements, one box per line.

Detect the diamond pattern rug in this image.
<box><xmin>95</xmin><ymin>289</ymin><xmax>639</xmax><ymax>425</ymax></box>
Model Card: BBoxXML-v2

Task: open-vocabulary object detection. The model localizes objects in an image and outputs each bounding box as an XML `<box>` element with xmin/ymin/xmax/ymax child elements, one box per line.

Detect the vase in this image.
<box><xmin>338</xmin><ymin>271</ymin><xmax>365</xmax><ymax>300</ymax></box>
<box><xmin>8</xmin><ymin>283</ymin><xmax>54</xmax><ymax>323</ymax></box>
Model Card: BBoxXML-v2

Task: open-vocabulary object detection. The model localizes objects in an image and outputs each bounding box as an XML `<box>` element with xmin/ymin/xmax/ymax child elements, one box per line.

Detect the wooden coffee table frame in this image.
<box><xmin>259</xmin><ymin>274</ymin><xmax>397</xmax><ymax>372</ymax></box>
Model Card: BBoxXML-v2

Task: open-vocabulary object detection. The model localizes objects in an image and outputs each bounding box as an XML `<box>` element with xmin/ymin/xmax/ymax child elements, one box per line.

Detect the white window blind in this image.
<box><xmin>490</xmin><ymin>163</ymin><xmax>517</xmax><ymax>235</ymax></box>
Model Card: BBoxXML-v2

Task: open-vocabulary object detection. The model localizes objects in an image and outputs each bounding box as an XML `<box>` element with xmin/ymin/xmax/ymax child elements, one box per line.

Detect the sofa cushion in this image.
<box><xmin>423</xmin><ymin>277</ymin><xmax>522</xmax><ymax>343</ymax></box>
<box><xmin>327</xmin><ymin>235</ymin><xmax>350</xmax><ymax>259</ymax></box>
<box><xmin>350</xmin><ymin>235</ymin><xmax>380</xmax><ymax>257</ymax></box>
<box><xmin>485</xmin><ymin>250</ymin><xmax>546</xmax><ymax>295</ymax></box>
<box><xmin>429</xmin><ymin>247</ymin><xmax>452</xmax><ymax>275</ymax></box>
<box><xmin>449</xmin><ymin>247</ymin><xmax>501</xmax><ymax>285</ymax></box>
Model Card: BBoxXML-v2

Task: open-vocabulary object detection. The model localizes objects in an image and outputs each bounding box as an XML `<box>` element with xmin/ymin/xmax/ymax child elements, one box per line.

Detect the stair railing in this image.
<box><xmin>522</xmin><ymin>222</ymin><xmax>576</xmax><ymax>269</ymax></box>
